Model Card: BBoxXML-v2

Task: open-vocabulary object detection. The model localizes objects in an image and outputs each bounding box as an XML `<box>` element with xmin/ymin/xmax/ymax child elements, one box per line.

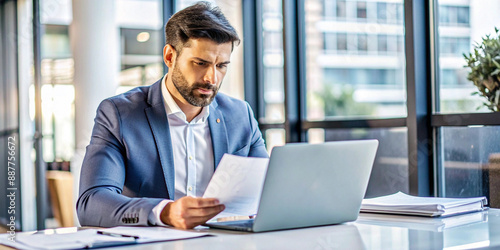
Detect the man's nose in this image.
<box><xmin>203</xmin><ymin>66</ymin><xmax>218</xmax><ymax>85</ymax></box>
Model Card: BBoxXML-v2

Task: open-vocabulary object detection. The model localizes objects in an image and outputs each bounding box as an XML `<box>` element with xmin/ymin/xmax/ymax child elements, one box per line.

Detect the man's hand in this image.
<box><xmin>160</xmin><ymin>196</ymin><xmax>225</xmax><ymax>229</ymax></box>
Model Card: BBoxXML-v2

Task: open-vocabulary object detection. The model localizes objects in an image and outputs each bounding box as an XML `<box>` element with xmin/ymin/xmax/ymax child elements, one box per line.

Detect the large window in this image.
<box><xmin>250</xmin><ymin>0</ymin><xmax>408</xmax><ymax>197</ymax></box>
<box><xmin>244</xmin><ymin>0</ymin><xmax>286</xmax><ymax>152</ymax></box>
<box><xmin>261</xmin><ymin>0</ymin><xmax>285</xmax><ymax>123</ymax></box>
<box><xmin>249</xmin><ymin>0</ymin><xmax>500</xmax><ymax>203</ymax></box>
<box><xmin>434</xmin><ymin>0</ymin><xmax>500</xmax><ymax>202</ymax></box>
<box><xmin>436</xmin><ymin>1</ymin><xmax>495</xmax><ymax>113</ymax></box>
<box><xmin>305</xmin><ymin>0</ymin><xmax>406</xmax><ymax>197</ymax></box>
<box><xmin>438</xmin><ymin>126</ymin><xmax>500</xmax><ymax>198</ymax></box>
<box><xmin>306</xmin><ymin>0</ymin><xmax>406</xmax><ymax>120</ymax></box>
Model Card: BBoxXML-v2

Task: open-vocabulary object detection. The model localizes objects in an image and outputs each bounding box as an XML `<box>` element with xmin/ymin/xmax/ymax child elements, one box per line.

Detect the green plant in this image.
<box><xmin>464</xmin><ymin>27</ymin><xmax>500</xmax><ymax>111</ymax></box>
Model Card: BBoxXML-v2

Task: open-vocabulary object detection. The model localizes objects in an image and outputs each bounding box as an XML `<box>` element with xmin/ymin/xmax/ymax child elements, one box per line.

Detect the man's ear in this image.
<box><xmin>163</xmin><ymin>44</ymin><xmax>176</xmax><ymax>68</ymax></box>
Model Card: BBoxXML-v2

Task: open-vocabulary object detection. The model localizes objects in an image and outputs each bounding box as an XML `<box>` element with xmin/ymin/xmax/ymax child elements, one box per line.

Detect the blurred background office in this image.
<box><xmin>1</xmin><ymin>0</ymin><xmax>500</xmax><ymax>232</ymax></box>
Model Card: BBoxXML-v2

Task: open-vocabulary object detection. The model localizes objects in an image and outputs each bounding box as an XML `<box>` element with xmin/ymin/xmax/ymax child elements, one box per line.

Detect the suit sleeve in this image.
<box><xmin>76</xmin><ymin>99</ymin><xmax>164</xmax><ymax>227</ymax></box>
<box><xmin>245</xmin><ymin>102</ymin><xmax>269</xmax><ymax>158</ymax></box>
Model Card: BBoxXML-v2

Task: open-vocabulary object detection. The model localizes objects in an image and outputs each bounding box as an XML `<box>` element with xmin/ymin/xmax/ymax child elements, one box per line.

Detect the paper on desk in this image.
<box><xmin>357</xmin><ymin>211</ymin><xmax>488</xmax><ymax>232</ymax></box>
<box><xmin>8</xmin><ymin>229</ymin><xmax>135</xmax><ymax>250</ymax></box>
<box><xmin>361</xmin><ymin>192</ymin><xmax>488</xmax><ymax>217</ymax></box>
<box><xmin>97</xmin><ymin>226</ymin><xmax>210</xmax><ymax>243</ymax></box>
<box><xmin>203</xmin><ymin>154</ymin><xmax>269</xmax><ymax>218</ymax></box>
<box><xmin>0</xmin><ymin>227</ymin><xmax>210</xmax><ymax>250</ymax></box>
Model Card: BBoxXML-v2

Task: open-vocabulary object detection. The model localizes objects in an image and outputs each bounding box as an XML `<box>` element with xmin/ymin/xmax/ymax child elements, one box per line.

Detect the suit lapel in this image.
<box><xmin>208</xmin><ymin>100</ymin><xmax>228</xmax><ymax>170</ymax></box>
<box><xmin>145</xmin><ymin>79</ymin><xmax>175</xmax><ymax>200</ymax></box>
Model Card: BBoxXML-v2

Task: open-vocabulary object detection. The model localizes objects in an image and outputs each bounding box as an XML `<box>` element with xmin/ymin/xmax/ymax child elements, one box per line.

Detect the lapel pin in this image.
<box><xmin>216</xmin><ymin>118</ymin><xmax>220</xmax><ymax>123</ymax></box>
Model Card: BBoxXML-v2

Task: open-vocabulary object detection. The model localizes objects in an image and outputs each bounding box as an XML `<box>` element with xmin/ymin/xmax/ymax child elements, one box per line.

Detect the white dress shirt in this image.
<box><xmin>148</xmin><ymin>75</ymin><xmax>215</xmax><ymax>226</ymax></box>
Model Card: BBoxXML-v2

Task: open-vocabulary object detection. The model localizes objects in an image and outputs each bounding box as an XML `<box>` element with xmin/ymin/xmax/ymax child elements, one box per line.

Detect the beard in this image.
<box><xmin>171</xmin><ymin>65</ymin><xmax>220</xmax><ymax>107</ymax></box>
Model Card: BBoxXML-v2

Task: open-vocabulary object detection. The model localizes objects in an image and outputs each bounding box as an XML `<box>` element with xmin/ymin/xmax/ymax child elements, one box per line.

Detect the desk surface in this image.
<box><xmin>9</xmin><ymin>209</ymin><xmax>500</xmax><ymax>249</ymax></box>
<box><xmin>109</xmin><ymin>209</ymin><xmax>500</xmax><ymax>249</ymax></box>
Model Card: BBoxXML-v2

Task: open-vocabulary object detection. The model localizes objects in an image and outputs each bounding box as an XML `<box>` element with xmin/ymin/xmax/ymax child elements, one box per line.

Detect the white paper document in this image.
<box><xmin>1</xmin><ymin>229</ymin><xmax>135</xmax><ymax>250</ymax></box>
<box><xmin>203</xmin><ymin>154</ymin><xmax>269</xmax><ymax>218</ymax></box>
<box><xmin>357</xmin><ymin>211</ymin><xmax>488</xmax><ymax>232</ymax></box>
<box><xmin>0</xmin><ymin>227</ymin><xmax>210</xmax><ymax>250</ymax></box>
<box><xmin>361</xmin><ymin>192</ymin><xmax>488</xmax><ymax>217</ymax></box>
<box><xmin>97</xmin><ymin>226</ymin><xmax>210</xmax><ymax>243</ymax></box>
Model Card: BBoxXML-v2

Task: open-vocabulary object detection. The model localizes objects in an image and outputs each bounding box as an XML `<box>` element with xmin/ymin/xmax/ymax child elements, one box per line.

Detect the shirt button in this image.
<box><xmin>188</xmin><ymin>186</ymin><xmax>193</xmax><ymax>191</ymax></box>
<box><xmin>189</xmin><ymin>156</ymin><xmax>193</xmax><ymax>160</ymax></box>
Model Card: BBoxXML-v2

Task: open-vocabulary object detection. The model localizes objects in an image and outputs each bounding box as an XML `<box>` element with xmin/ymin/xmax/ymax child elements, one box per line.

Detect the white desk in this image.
<box><xmin>6</xmin><ymin>209</ymin><xmax>500</xmax><ymax>249</ymax></box>
<box><xmin>119</xmin><ymin>209</ymin><xmax>499</xmax><ymax>249</ymax></box>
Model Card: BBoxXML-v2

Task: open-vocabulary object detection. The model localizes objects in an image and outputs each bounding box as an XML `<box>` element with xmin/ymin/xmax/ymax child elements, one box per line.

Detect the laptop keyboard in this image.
<box><xmin>220</xmin><ymin>219</ymin><xmax>254</xmax><ymax>227</ymax></box>
<box><xmin>210</xmin><ymin>219</ymin><xmax>255</xmax><ymax>231</ymax></box>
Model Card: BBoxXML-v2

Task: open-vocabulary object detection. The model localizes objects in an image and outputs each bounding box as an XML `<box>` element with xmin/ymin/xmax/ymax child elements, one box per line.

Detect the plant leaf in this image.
<box><xmin>493</xmin><ymin>59</ymin><xmax>500</xmax><ymax>68</ymax></box>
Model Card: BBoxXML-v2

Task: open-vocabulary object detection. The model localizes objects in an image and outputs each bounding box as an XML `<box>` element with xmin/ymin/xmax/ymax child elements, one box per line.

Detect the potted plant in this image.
<box><xmin>464</xmin><ymin>27</ymin><xmax>500</xmax><ymax>111</ymax></box>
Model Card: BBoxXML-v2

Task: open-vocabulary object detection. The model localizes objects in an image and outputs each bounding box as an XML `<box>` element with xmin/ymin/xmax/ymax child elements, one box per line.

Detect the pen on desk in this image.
<box><xmin>97</xmin><ymin>230</ymin><xmax>140</xmax><ymax>240</ymax></box>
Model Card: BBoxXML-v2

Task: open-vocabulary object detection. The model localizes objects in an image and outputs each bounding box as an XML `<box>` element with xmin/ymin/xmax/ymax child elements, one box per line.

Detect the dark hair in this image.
<box><xmin>165</xmin><ymin>1</ymin><xmax>240</xmax><ymax>53</ymax></box>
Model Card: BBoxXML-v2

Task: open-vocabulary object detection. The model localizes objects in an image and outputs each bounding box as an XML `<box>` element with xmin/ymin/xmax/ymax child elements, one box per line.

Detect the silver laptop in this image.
<box><xmin>206</xmin><ymin>139</ymin><xmax>379</xmax><ymax>232</ymax></box>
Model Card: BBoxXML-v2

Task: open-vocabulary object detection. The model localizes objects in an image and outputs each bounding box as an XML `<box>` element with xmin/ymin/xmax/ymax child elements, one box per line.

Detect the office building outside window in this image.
<box><xmin>257</xmin><ymin>0</ymin><xmax>287</xmax><ymax>151</ymax></box>
<box><xmin>436</xmin><ymin>1</ymin><xmax>498</xmax><ymax>113</ymax></box>
<box><xmin>300</xmin><ymin>0</ymin><xmax>408</xmax><ymax>197</ymax></box>
<box><xmin>306</xmin><ymin>0</ymin><xmax>406</xmax><ymax>120</ymax></box>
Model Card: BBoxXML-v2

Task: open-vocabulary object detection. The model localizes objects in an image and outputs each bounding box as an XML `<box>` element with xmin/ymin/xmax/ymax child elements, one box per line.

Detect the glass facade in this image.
<box><xmin>439</xmin><ymin>126</ymin><xmax>500</xmax><ymax>201</ymax></box>
<box><xmin>436</xmin><ymin>1</ymin><xmax>500</xmax><ymax>113</ymax></box>
<box><xmin>256</xmin><ymin>0</ymin><xmax>500</xmax><ymax>202</ymax></box>
<box><xmin>305</xmin><ymin>0</ymin><xmax>406</xmax><ymax>120</ymax></box>
<box><xmin>261</xmin><ymin>0</ymin><xmax>285</xmax><ymax>123</ymax></box>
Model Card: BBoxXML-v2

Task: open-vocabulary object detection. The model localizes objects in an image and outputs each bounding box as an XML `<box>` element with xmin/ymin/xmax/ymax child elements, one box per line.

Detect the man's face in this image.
<box><xmin>169</xmin><ymin>38</ymin><xmax>232</xmax><ymax>107</ymax></box>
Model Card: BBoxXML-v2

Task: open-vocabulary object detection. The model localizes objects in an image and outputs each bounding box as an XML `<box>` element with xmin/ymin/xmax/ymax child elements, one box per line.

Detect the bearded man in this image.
<box><xmin>77</xmin><ymin>2</ymin><xmax>268</xmax><ymax>229</ymax></box>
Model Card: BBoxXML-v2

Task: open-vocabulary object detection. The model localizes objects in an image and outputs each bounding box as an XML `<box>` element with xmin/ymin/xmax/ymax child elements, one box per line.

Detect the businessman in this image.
<box><xmin>77</xmin><ymin>2</ymin><xmax>268</xmax><ymax>229</ymax></box>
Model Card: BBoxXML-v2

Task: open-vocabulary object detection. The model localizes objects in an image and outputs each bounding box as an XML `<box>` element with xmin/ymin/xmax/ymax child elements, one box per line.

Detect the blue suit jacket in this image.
<box><xmin>77</xmin><ymin>79</ymin><xmax>268</xmax><ymax>227</ymax></box>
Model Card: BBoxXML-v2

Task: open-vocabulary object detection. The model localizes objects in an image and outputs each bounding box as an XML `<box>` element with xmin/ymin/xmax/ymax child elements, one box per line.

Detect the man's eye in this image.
<box><xmin>195</xmin><ymin>62</ymin><xmax>205</xmax><ymax>66</ymax></box>
<box><xmin>217</xmin><ymin>64</ymin><xmax>227</xmax><ymax>69</ymax></box>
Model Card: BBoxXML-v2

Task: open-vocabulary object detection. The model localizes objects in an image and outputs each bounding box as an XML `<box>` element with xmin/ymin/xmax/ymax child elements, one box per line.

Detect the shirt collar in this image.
<box><xmin>161</xmin><ymin>74</ymin><xmax>210</xmax><ymax>123</ymax></box>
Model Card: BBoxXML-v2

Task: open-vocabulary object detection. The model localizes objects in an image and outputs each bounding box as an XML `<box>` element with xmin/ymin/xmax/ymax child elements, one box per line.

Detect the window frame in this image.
<box><xmin>0</xmin><ymin>0</ymin><xmax>24</xmax><ymax>229</ymax></box>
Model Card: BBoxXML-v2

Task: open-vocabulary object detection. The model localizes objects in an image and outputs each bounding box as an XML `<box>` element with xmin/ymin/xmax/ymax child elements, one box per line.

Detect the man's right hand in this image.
<box><xmin>160</xmin><ymin>196</ymin><xmax>225</xmax><ymax>229</ymax></box>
